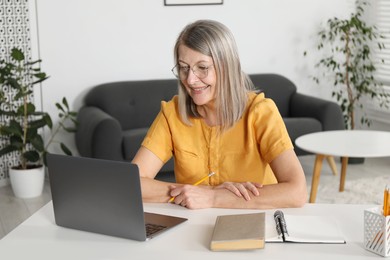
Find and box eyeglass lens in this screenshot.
[172,64,211,80]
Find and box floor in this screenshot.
[0,155,389,240]
[0,179,52,240]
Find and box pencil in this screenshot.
[384,186,389,216]
[168,172,215,203]
[385,186,390,217]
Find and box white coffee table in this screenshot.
[295,130,390,203]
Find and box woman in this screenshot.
[132,20,307,209]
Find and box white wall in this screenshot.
[29,0,354,154]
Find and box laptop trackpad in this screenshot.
[145,212,187,227]
[144,212,187,238]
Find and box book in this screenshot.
[266,210,346,244]
[210,212,265,251]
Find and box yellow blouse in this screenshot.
[141,92,293,186]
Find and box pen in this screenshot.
[168,172,215,203]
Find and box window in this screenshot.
[365,0,390,125]
[371,0,390,87]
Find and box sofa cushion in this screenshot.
[123,128,149,160]
[283,117,321,155]
[85,79,177,130]
[249,74,297,117]
[123,127,175,178]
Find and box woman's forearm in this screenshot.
[140,177,176,203]
[212,181,307,209]
[168,179,307,210]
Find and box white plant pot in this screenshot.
[9,166,45,199]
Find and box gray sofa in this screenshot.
[75,73,344,176]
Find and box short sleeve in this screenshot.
[141,101,174,164]
[250,94,293,163]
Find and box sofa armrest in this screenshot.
[75,106,124,160]
[290,93,345,131]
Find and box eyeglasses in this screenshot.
[171,64,214,80]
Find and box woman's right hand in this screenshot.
[214,182,263,201]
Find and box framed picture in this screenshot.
[164,0,223,6]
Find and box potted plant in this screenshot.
[305,0,390,130]
[0,48,77,198]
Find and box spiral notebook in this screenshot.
[265,210,346,244]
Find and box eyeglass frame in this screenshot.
[171,63,214,80]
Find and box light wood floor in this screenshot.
[0,155,389,240]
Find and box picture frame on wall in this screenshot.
[164,0,223,6]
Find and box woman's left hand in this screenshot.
[214,182,263,201]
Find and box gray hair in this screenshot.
[173,19,254,132]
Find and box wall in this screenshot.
[28,0,355,155]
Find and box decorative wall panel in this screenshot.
[0,0,32,184]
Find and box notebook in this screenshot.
[266,210,346,244]
[46,153,187,241]
[210,213,265,251]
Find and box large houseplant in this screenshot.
[305,0,390,130]
[0,48,77,198]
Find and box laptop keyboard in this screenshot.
[145,223,167,237]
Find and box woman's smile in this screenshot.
[189,85,210,94]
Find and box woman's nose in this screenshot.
[185,68,200,85]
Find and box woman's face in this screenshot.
[177,45,216,107]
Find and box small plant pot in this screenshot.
[9,166,45,199]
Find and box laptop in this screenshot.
[47,153,187,241]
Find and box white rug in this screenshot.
[308,175,390,205]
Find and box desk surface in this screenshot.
[0,201,381,259]
[295,130,390,157]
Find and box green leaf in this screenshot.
[42,151,48,166]
[25,127,38,141]
[62,97,69,110]
[0,145,19,157]
[11,48,25,61]
[29,118,50,130]
[0,109,17,117]
[60,143,72,156]
[31,76,49,85]
[9,135,23,149]
[43,113,53,129]
[0,120,23,136]
[17,103,36,115]
[25,59,42,66]
[31,134,44,152]
[23,150,40,163]
[55,102,65,113]
[33,72,47,79]
[7,78,21,89]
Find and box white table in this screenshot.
[296,130,390,203]
[0,201,382,259]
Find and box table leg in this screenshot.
[326,156,338,176]
[339,157,349,192]
[310,154,325,203]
